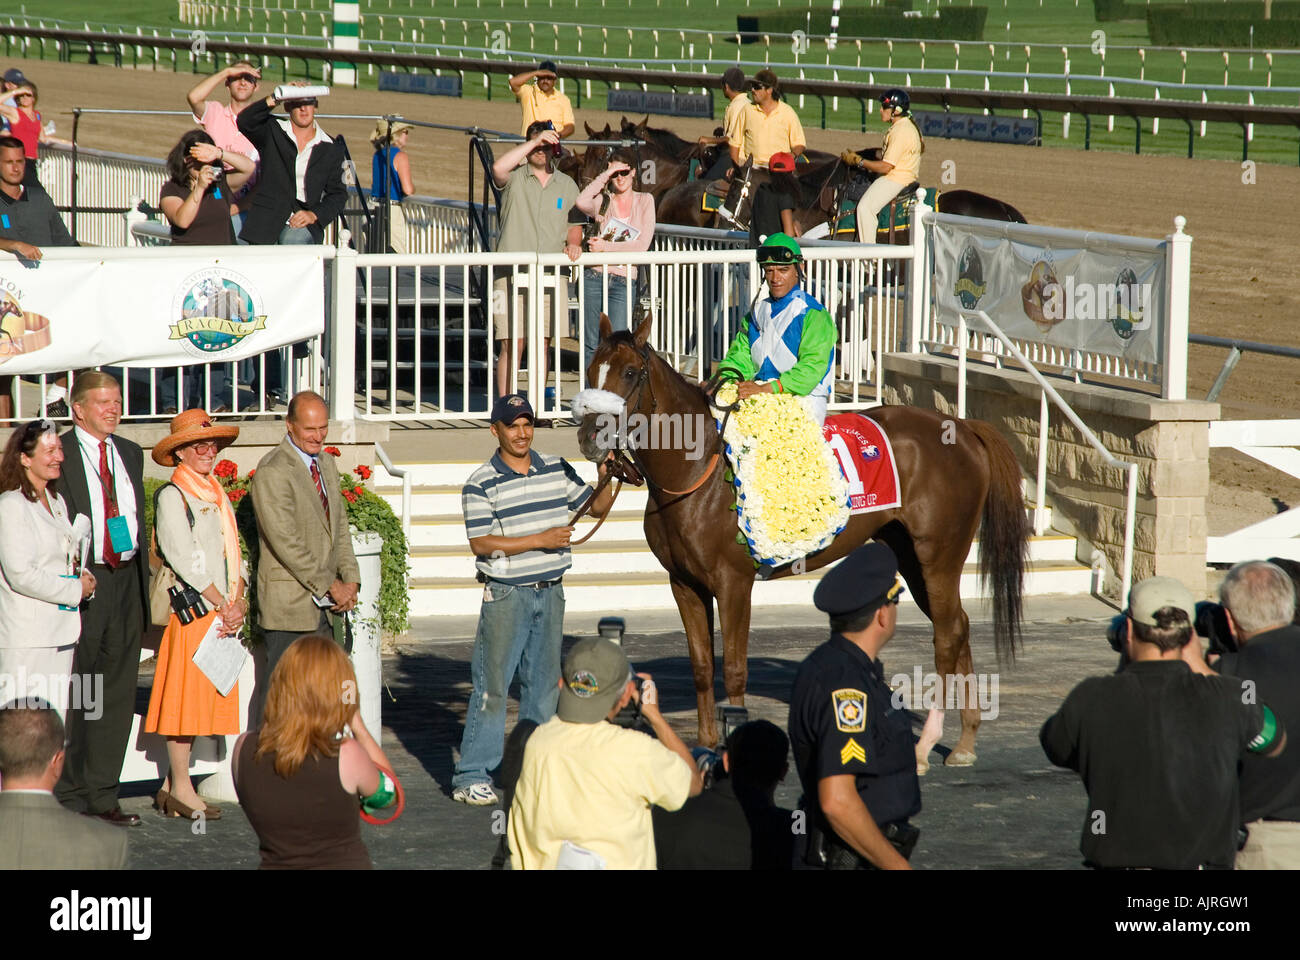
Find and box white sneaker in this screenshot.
[452,783,499,806]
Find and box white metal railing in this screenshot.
[958,309,1137,603]
[37,145,168,247]
[922,211,1191,401]
[1206,420,1300,563]
[374,442,412,538]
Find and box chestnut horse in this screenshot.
[578,315,1028,769]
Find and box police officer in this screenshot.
[788,542,920,870]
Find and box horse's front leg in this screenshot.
[669,576,718,746]
[715,570,754,715]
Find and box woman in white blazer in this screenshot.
[0,420,96,716]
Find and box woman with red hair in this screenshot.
[234,634,393,869]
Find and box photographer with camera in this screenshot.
[507,636,703,869]
[1042,576,1286,870]
[1211,561,1300,868]
[789,542,919,870]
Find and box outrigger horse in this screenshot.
[576,315,1029,770]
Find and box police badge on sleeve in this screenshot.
[832,688,867,733]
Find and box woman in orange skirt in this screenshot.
[145,410,248,820]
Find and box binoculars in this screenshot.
[168,584,208,625]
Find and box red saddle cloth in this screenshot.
[823,413,901,515]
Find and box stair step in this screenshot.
[407,560,1093,616]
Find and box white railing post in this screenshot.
[908,190,930,354]
[1035,389,1049,536]
[1162,215,1191,401]
[123,195,147,247]
[329,243,358,424]
[956,312,967,419]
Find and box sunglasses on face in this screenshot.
[188,441,220,454]
[227,73,259,84]
[611,169,633,178]
[749,82,770,91]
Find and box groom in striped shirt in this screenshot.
[452,393,614,806]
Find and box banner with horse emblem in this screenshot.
[931,220,1165,366]
[0,250,324,374]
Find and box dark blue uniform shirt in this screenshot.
[788,633,921,838]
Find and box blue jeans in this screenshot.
[452,580,565,788]
[278,225,315,244]
[583,270,634,380]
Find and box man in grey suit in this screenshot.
[250,391,361,680]
[0,699,129,869]
[55,371,148,827]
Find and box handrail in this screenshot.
[1190,334,1300,402]
[958,309,1137,606]
[373,443,411,539]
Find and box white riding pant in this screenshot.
[855,177,909,243]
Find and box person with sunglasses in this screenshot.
[728,68,806,171]
[575,150,656,374]
[187,61,264,239]
[842,88,924,243]
[144,410,247,821]
[788,541,921,870]
[717,232,836,424]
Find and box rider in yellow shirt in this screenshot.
[510,60,576,139]
[844,89,924,242]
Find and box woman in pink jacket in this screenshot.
[576,150,656,377]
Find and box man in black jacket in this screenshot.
[54,371,149,827]
[1215,560,1300,869]
[235,86,346,245]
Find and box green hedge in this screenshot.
[1148,11,1300,45]
[1098,0,1300,22]
[736,7,987,41]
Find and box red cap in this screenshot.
[768,152,796,173]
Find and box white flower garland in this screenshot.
[712,383,850,567]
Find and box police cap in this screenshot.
[813,542,905,618]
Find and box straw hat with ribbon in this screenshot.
[151,409,240,466]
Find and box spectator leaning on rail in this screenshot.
[509,60,575,141]
[490,122,584,404]
[718,233,835,424]
[508,637,703,868]
[575,149,655,376]
[368,118,416,254]
[235,81,346,245]
[1041,576,1287,870]
[1211,560,1300,869]
[0,134,76,421]
[729,68,806,171]
[841,89,924,244]
[186,60,265,239]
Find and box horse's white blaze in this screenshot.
[596,363,610,391]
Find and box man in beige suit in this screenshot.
[250,391,361,679]
[0,699,129,869]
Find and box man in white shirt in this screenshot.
[54,371,148,827]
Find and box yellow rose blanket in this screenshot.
[712,384,851,567]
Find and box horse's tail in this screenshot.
[965,419,1028,663]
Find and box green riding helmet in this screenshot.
[756,232,803,266]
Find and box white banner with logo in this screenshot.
[0,251,324,375]
[931,221,1166,365]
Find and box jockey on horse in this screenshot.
[841,88,924,243]
[718,233,836,424]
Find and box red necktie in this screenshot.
[99,440,120,569]
[310,459,330,525]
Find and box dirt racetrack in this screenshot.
[23,59,1300,533]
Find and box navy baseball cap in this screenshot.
[539,60,558,74]
[814,542,905,619]
[3,68,26,86]
[491,393,535,425]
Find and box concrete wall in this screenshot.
[882,354,1219,599]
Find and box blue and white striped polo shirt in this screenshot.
[462,450,593,585]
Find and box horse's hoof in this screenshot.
[945,750,977,767]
